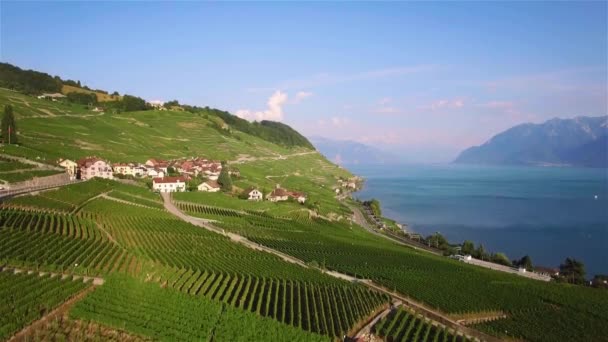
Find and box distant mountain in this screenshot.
[454,116,608,167]
[310,136,398,165]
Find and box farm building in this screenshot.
[153,176,187,193]
[198,180,221,192]
[76,157,113,180]
[289,191,307,204]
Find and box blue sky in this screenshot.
[1,1,606,162]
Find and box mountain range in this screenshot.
[309,136,400,165]
[454,116,608,167]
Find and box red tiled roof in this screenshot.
[77,157,104,167]
[269,188,289,197]
[153,176,186,184]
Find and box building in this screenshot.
[198,180,221,192]
[152,176,186,193]
[245,188,263,201]
[146,168,165,178]
[267,186,289,202]
[289,191,307,204]
[37,93,66,101]
[58,159,78,179]
[113,163,134,176]
[76,157,113,180]
[534,267,560,277]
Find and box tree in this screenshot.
[514,255,533,270]
[474,243,489,261]
[426,232,449,250]
[121,94,148,112]
[461,240,475,255]
[491,253,512,267]
[559,258,586,284]
[1,105,18,144]
[217,168,232,192]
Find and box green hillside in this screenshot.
[0,65,607,342]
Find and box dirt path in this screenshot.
[8,285,98,342]
[229,151,317,164]
[0,153,63,170]
[161,193,499,342]
[100,193,160,210]
[355,301,402,339]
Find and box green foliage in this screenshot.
[218,168,232,192]
[0,62,62,95]
[66,92,97,106]
[71,275,330,342]
[120,94,148,112]
[363,199,382,217]
[559,257,586,285]
[0,272,89,339]
[514,255,533,270]
[373,308,471,342]
[1,105,18,144]
[490,252,512,267]
[461,240,475,255]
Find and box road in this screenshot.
[161,193,500,342]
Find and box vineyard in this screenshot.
[71,275,331,342]
[0,271,90,340]
[4,179,114,212]
[373,308,472,342]
[0,207,140,276]
[159,268,388,338]
[177,198,608,342]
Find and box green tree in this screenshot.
[491,253,512,267]
[217,168,232,192]
[1,105,18,144]
[474,243,488,260]
[560,258,586,284]
[461,240,475,255]
[515,255,533,270]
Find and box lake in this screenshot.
[349,163,608,277]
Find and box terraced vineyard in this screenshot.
[162,269,388,337]
[0,271,90,339]
[179,199,608,342]
[373,308,472,342]
[71,275,331,342]
[5,179,114,212]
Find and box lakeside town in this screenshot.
[56,156,311,203]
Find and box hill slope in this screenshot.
[454,116,608,167]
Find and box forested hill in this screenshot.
[454,116,608,167]
[0,62,313,149]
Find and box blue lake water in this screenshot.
[349,164,608,277]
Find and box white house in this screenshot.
[198,180,221,192]
[77,157,113,180]
[245,188,263,201]
[58,159,78,179]
[147,168,165,178]
[153,176,186,193]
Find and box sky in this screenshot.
[1,1,606,162]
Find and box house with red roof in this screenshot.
[77,157,113,180]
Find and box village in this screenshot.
[56,156,310,203]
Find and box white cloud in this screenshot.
[293,91,313,103]
[422,98,466,111]
[236,91,288,122]
[375,97,399,114]
[316,116,351,128]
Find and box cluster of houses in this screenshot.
[58,157,224,181]
[57,156,306,203]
